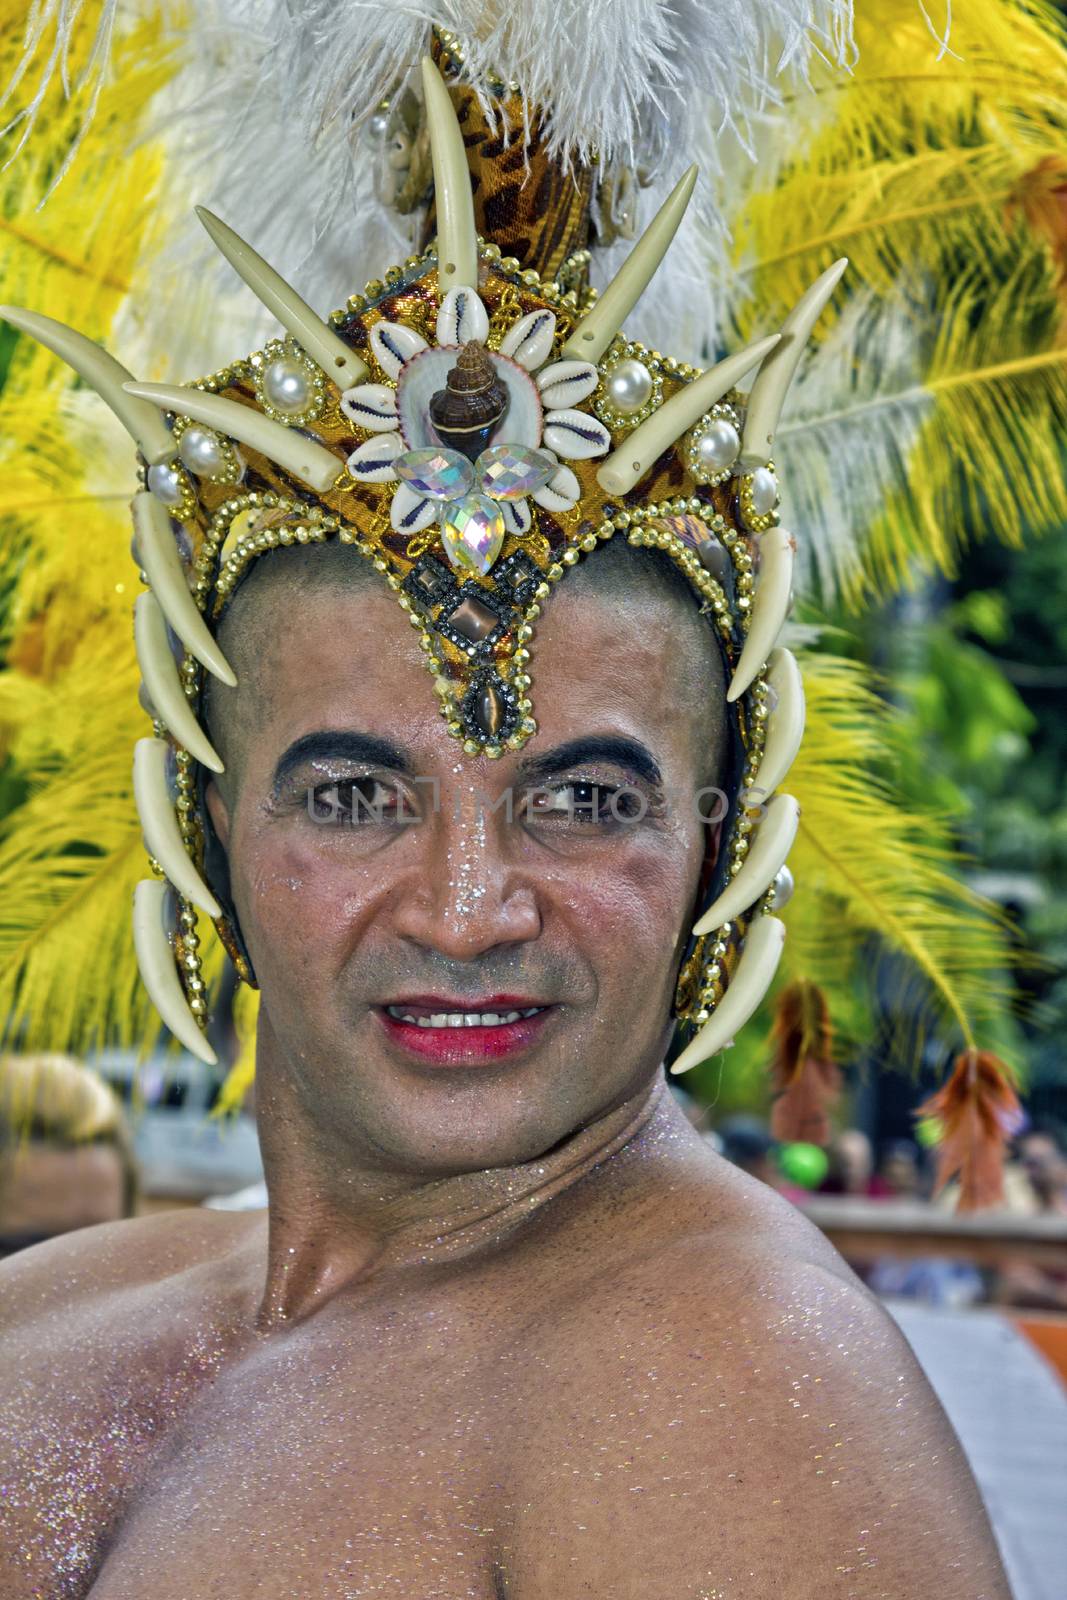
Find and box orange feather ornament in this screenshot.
[769,980,842,1146]
[915,1050,1024,1212]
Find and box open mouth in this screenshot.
[376,997,555,1064]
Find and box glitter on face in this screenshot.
[445,779,489,927]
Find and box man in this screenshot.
[0,537,1011,1596]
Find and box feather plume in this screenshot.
[0,6,204,1057]
[130,0,856,372]
[717,0,1067,599]
[914,1049,1024,1212]
[781,653,1016,1060]
[0,0,121,201]
[769,979,841,1144]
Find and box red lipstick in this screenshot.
[376,994,554,1066]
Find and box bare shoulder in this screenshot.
[505,1163,1011,1598]
[0,1210,262,1594]
[0,1207,262,1410]
[0,1205,261,1331]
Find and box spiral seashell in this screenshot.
[429,341,510,461]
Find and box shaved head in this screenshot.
[203,533,729,803]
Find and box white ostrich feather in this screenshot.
[132,0,856,368]
[772,290,931,599]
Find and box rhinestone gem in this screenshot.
[446,594,500,643]
[693,529,730,581]
[476,680,505,737]
[750,466,779,516]
[476,444,556,500]
[440,494,506,577]
[395,447,473,501]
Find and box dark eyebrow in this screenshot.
[516,735,663,789]
[272,731,413,792]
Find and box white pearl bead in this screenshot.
[147,461,183,505]
[364,106,391,145]
[179,425,225,478]
[750,465,778,516]
[769,864,795,910]
[605,358,653,414]
[695,418,740,473]
[263,356,312,414]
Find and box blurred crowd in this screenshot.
[706,1111,1067,1219]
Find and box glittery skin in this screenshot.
[0,1084,1011,1598]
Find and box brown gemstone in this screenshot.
[446,594,499,643]
[475,679,505,737]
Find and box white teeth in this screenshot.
[386,1006,543,1027]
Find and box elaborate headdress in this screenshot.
[3,43,833,1079]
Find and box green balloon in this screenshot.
[778,1141,828,1188]
[915,1115,942,1149]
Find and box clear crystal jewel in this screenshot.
[476,443,555,501]
[440,494,506,577]
[395,447,473,501]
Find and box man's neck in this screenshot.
[252,1058,671,1329]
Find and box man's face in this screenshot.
[207,577,724,1179]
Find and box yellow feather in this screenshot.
[724,0,1067,599]
[0,7,195,1058]
[780,653,1017,1066]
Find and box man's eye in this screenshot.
[307,778,407,823]
[526,781,643,823]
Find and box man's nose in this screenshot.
[390,783,541,960]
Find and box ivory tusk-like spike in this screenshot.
[421,57,478,294]
[132,493,236,686]
[134,591,225,773]
[693,794,800,935]
[726,527,795,704]
[195,207,368,388]
[670,915,786,1075]
[740,258,848,467]
[124,382,341,493]
[749,647,805,798]
[134,738,222,918]
[0,305,176,464]
[133,878,218,1065]
[561,166,698,365]
[596,334,780,497]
